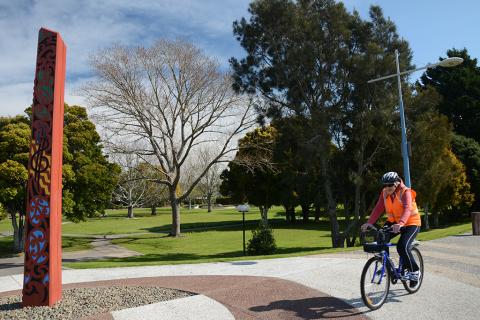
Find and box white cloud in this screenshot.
[0,82,33,116]
[0,0,251,116]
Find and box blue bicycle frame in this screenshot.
[371,243,404,284]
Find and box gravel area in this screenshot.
[0,286,194,320]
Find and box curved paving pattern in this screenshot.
[111,295,235,320]
[0,275,368,319]
[1,234,479,319]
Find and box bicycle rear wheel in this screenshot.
[402,247,424,293]
[361,256,390,310]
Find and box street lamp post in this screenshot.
[237,204,250,255]
[368,51,463,187]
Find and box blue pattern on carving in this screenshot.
[29,198,50,225]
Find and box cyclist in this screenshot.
[361,171,422,284]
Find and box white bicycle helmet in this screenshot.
[381,171,400,184]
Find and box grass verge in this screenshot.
[64,220,473,269]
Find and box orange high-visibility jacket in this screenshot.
[382,186,421,226]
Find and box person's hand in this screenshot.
[392,223,403,233]
[361,223,373,232]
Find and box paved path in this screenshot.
[0,237,142,277]
[0,235,479,319]
[64,276,367,320]
[419,234,480,287]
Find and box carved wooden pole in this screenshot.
[23,27,66,307]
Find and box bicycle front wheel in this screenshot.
[361,256,390,310]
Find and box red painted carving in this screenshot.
[23,27,66,307]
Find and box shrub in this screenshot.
[247,221,277,255]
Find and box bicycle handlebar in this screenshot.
[363,225,395,233]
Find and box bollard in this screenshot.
[472,212,480,236]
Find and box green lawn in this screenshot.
[0,236,93,258]
[63,207,473,269]
[416,221,473,241]
[0,218,12,233]
[65,220,350,268]
[61,206,278,235]
[1,206,474,266]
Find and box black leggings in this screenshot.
[388,224,420,272]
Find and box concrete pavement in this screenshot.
[0,234,479,319]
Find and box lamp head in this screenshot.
[237,204,249,212]
[437,57,464,68]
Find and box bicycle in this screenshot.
[360,225,424,310]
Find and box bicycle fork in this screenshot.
[371,253,388,284]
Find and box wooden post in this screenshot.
[472,212,480,236]
[23,27,66,307]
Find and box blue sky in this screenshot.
[0,0,478,117]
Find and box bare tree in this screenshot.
[112,153,147,218]
[82,39,256,236]
[197,147,224,212]
[140,164,169,216]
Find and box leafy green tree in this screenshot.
[231,1,413,247]
[433,149,474,226]
[220,126,279,223]
[0,116,30,251]
[62,105,120,221]
[420,48,480,142]
[0,160,28,251]
[451,134,480,210]
[333,5,413,245]
[232,0,355,246]
[0,116,30,165]
[273,117,321,223]
[0,105,119,252]
[406,86,454,229]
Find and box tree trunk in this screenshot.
[259,205,269,225]
[433,210,439,228]
[207,193,212,212]
[424,203,430,230]
[346,236,356,247]
[353,177,362,229]
[151,206,157,216]
[344,201,351,225]
[301,203,309,222]
[343,202,355,247]
[361,194,367,221]
[326,197,342,247]
[127,205,134,218]
[170,187,181,237]
[284,205,295,223]
[319,152,342,248]
[314,203,321,222]
[11,212,24,253]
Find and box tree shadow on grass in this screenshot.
[0,237,19,259]
[140,219,278,234]
[91,251,244,263]
[141,219,332,234]
[65,246,331,265]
